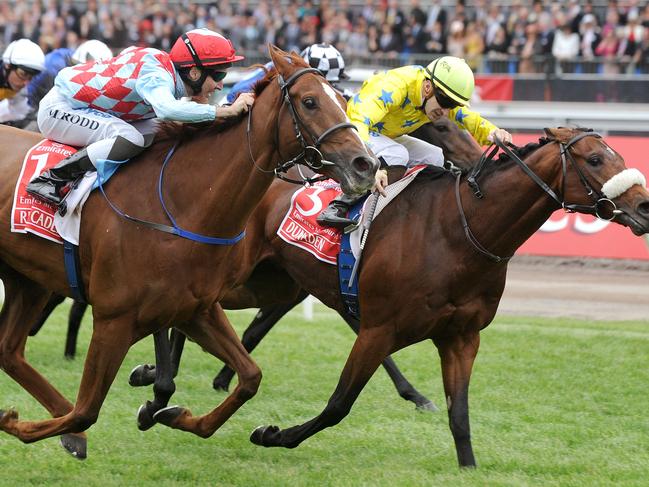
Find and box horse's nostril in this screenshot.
[638,201,649,216]
[353,156,372,174]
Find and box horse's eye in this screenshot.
[435,123,448,132]
[303,97,317,110]
[587,155,602,167]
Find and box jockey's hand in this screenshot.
[373,169,388,197]
[219,92,255,118]
[231,92,255,114]
[488,128,513,145]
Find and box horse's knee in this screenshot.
[320,400,352,427]
[237,365,262,401]
[153,378,176,398]
[0,346,21,375]
[70,411,99,432]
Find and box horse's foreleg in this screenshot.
[213,295,306,391]
[153,303,261,438]
[135,328,178,431]
[0,313,133,454]
[128,328,185,388]
[341,313,438,412]
[64,301,88,359]
[434,331,480,468]
[0,275,87,458]
[250,326,394,449]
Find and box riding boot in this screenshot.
[317,193,360,229]
[26,148,94,206]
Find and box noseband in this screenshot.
[247,67,357,185]
[457,131,621,263]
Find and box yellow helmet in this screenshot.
[425,56,474,107]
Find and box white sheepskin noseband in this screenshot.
[601,168,647,199]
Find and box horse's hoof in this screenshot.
[60,433,87,460]
[250,425,281,447]
[153,406,184,427]
[136,402,157,431]
[0,408,18,427]
[128,364,156,387]
[415,400,439,413]
[212,377,230,392]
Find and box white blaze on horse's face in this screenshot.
[321,82,364,146]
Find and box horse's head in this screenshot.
[415,118,483,170]
[267,45,378,195]
[544,127,649,235]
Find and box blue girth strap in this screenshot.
[63,239,87,303]
[337,197,367,319]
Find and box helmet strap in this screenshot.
[178,33,208,96]
[179,67,208,96]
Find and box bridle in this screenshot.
[456,131,622,263]
[246,67,357,185]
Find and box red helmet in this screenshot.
[169,29,244,69]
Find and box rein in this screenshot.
[246,67,357,186]
[98,143,246,245]
[455,131,619,263]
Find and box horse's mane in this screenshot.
[157,52,309,143]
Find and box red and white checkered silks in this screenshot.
[58,47,177,121]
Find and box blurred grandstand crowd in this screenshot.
[1,0,649,74]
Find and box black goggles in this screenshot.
[434,89,461,109]
[208,70,227,82]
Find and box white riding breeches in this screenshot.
[37,87,158,166]
[366,132,444,168]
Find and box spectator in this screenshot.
[486,25,509,73]
[596,25,621,74]
[552,23,580,73]
[446,20,466,59]
[378,22,401,57]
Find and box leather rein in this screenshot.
[455,131,619,263]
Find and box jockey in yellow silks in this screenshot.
[317,56,513,228]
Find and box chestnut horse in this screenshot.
[0,46,376,458]
[138,128,649,467]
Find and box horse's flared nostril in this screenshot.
[637,200,649,217]
[352,156,374,174]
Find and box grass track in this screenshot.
[0,303,648,486]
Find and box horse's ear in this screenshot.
[268,44,295,78]
[543,128,557,139]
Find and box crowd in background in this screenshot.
[2,0,649,74]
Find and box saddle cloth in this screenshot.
[278,165,428,264]
[11,139,98,245]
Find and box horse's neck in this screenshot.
[174,90,281,237]
[453,147,563,258]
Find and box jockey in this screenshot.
[226,43,351,103]
[317,56,513,228]
[0,39,45,123]
[27,29,254,207]
[18,40,114,130]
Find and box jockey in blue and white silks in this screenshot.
[27,29,254,207]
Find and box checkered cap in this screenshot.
[301,43,348,83]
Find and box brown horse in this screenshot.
[139,128,649,467]
[124,117,482,418]
[0,45,377,458]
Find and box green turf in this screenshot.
[0,303,647,486]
